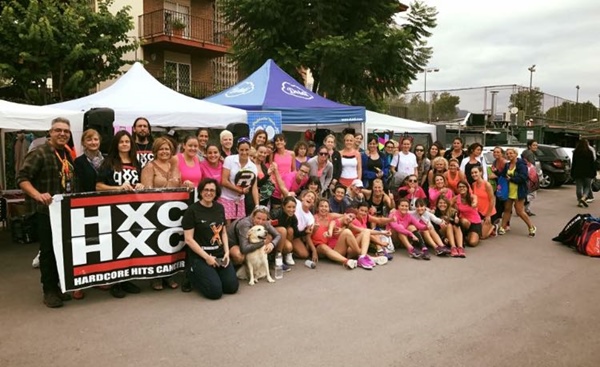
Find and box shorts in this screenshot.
[465,222,482,237]
[218,197,246,220]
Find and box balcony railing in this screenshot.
[157,77,230,99]
[139,9,231,48]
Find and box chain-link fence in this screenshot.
[391,85,599,127]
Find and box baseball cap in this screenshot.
[351,179,364,188]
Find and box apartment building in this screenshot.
[100,0,237,98]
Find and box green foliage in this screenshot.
[509,88,543,118]
[0,0,137,104]
[546,101,598,125]
[431,92,459,121]
[221,0,437,109]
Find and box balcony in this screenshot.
[139,9,231,56]
[161,79,229,99]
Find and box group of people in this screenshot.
[17,116,543,307]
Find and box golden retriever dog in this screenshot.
[236,225,275,285]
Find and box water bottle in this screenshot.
[274,252,283,279]
[304,260,316,269]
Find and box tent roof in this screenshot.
[366,110,437,141]
[205,59,365,125]
[50,62,247,128]
[0,99,84,131]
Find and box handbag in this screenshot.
[496,176,509,201]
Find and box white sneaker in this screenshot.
[386,242,396,254]
[586,198,594,203]
[371,256,388,266]
[284,253,295,266]
[32,251,40,268]
[344,259,358,269]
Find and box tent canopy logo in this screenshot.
[281,82,313,100]
[225,82,254,98]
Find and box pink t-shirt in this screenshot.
[199,160,223,183]
[273,171,308,199]
[177,153,202,187]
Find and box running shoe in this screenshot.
[528,226,537,237]
[586,198,594,203]
[377,248,393,261]
[285,253,295,265]
[498,227,506,235]
[282,263,292,272]
[490,224,499,237]
[434,246,445,256]
[458,247,466,258]
[421,248,431,260]
[372,256,388,266]
[408,248,422,259]
[386,242,396,254]
[450,247,459,257]
[357,255,374,270]
[344,259,358,270]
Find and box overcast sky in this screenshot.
[404,0,600,113]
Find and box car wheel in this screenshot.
[539,171,555,189]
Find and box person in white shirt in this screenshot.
[390,137,418,190]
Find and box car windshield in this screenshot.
[554,147,568,158]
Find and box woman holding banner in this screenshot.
[96,130,144,298]
[182,178,238,299]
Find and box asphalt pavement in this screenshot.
[0,185,599,367]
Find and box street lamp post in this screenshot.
[527,65,536,119]
[576,85,580,104]
[422,67,439,123]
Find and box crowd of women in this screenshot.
[67,119,538,300]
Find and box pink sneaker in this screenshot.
[357,256,374,270]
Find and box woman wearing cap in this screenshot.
[219,137,258,223]
[228,206,281,266]
[345,179,366,208]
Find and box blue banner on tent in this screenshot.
[248,111,282,140]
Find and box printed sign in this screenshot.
[225,81,255,98]
[49,189,195,292]
[281,81,314,100]
[248,111,282,140]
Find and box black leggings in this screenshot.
[411,230,425,248]
[188,256,239,300]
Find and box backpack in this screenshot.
[576,220,600,256]
[526,161,539,192]
[552,213,592,248]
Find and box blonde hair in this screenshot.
[431,156,448,171]
[220,130,233,141]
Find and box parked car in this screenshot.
[535,144,571,188]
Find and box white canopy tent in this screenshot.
[366,110,437,141]
[0,99,85,188]
[51,62,247,128]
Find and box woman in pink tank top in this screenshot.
[272,133,295,176]
[175,135,203,188]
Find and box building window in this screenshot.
[165,61,191,94]
[213,56,237,91]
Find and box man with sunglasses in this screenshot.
[17,117,76,308]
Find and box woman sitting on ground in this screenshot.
[497,148,536,237]
[349,202,394,260]
[271,196,299,271]
[454,180,481,249]
[228,206,281,266]
[388,198,429,260]
[363,178,394,218]
[182,178,238,300]
[410,199,449,256]
[433,196,465,258]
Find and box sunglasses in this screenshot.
[237,137,251,144]
[408,179,418,183]
[318,152,328,156]
[202,188,216,193]
[415,149,424,152]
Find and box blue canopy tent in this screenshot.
[205,59,365,129]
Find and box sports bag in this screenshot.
[552,213,592,248]
[576,220,600,256]
[526,161,539,192]
[496,176,509,201]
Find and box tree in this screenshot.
[431,92,459,121]
[0,0,137,104]
[221,0,437,110]
[546,101,598,125]
[509,88,543,118]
